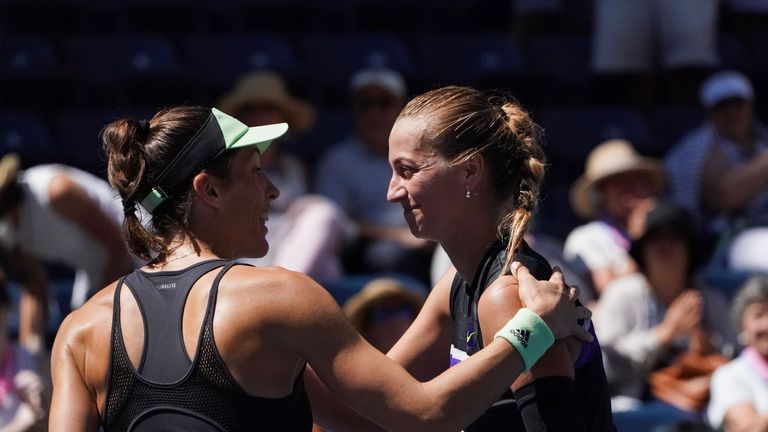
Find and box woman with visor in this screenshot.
[48,106,590,431]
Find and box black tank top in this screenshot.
[102,260,313,432]
[449,240,615,431]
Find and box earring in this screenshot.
[466,186,471,199]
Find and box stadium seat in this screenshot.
[535,106,652,236]
[181,34,299,101]
[0,113,57,166]
[300,33,412,105]
[283,109,355,164]
[62,35,180,106]
[651,105,704,158]
[415,35,526,88]
[54,109,152,177]
[524,35,592,104]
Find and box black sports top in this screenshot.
[449,240,615,431]
[102,260,313,432]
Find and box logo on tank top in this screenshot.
[158,283,177,289]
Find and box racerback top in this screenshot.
[102,259,313,431]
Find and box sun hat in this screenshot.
[0,154,20,192]
[139,108,288,214]
[350,67,407,99]
[570,139,665,220]
[343,278,425,331]
[699,70,754,109]
[217,71,315,133]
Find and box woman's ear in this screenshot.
[464,153,485,189]
[192,173,223,208]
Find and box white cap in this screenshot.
[700,70,754,109]
[351,67,406,99]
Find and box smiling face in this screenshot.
[386,117,466,242]
[216,147,280,258]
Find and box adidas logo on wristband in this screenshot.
[495,308,554,371]
[509,329,531,348]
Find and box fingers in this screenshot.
[568,285,580,302]
[513,262,531,282]
[549,266,564,285]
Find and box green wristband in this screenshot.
[494,308,555,371]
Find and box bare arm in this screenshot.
[3,247,48,352]
[701,143,768,213]
[49,312,101,431]
[724,403,768,432]
[48,175,131,290]
[308,269,455,431]
[293,264,584,432]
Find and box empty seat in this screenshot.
[300,33,412,104]
[54,109,152,176]
[534,106,651,238]
[651,105,705,158]
[0,113,57,166]
[181,34,299,99]
[283,109,355,164]
[415,35,525,88]
[62,35,181,106]
[0,35,57,73]
[524,35,592,104]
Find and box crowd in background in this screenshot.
[1,0,768,430]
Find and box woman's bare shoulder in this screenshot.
[216,264,337,318]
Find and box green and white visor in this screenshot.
[140,108,288,214]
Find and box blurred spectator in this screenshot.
[665,71,768,271]
[315,67,435,285]
[342,277,425,353]
[564,139,665,298]
[0,154,132,353]
[591,0,719,110]
[708,275,768,431]
[595,200,734,419]
[217,71,349,282]
[0,280,46,431]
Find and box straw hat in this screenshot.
[570,139,665,220]
[0,154,20,192]
[217,71,315,133]
[343,278,426,331]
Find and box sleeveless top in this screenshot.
[449,240,615,431]
[102,260,313,432]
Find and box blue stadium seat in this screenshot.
[0,35,73,108]
[415,35,526,88]
[54,109,152,177]
[717,33,750,71]
[524,35,592,104]
[0,35,57,73]
[283,109,355,164]
[535,106,652,236]
[651,105,705,158]
[63,34,178,78]
[181,34,299,97]
[300,33,412,105]
[0,113,57,166]
[63,35,181,106]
